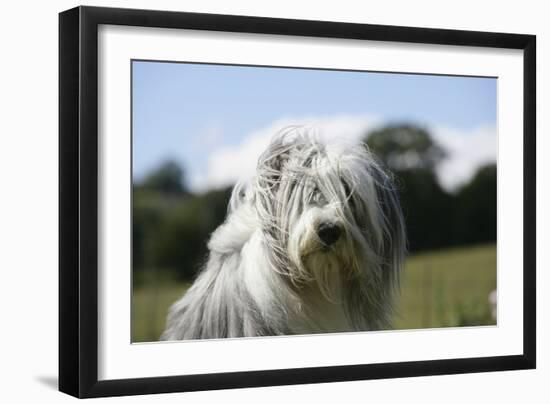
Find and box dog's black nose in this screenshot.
[317,222,341,246]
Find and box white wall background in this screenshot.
[0,0,546,402]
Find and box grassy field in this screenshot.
[132,243,496,342]
[393,243,496,330]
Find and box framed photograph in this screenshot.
[59,6,536,398]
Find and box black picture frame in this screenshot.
[59,5,536,398]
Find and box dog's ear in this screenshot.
[371,165,407,286]
[255,137,293,193]
[253,134,299,218]
[346,162,407,330]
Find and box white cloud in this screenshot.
[194,123,224,149]
[192,115,380,192]
[433,124,496,192]
[189,115,496,194]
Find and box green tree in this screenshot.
[140,160,187,194]
[132,189,170,280]
[150,186,233,280]
[365,124,453,251]
[133,156,235,282]
[133,160,188,280]
[453,164,497,245]
[366,124,446,172]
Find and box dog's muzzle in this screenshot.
[317,222,342,246]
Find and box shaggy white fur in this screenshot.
[161,127,406,340]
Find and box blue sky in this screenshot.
[132,60,497,192]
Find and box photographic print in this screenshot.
[131,61,497,343]
[59,6,535,397]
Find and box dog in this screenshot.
[161,127,406,340]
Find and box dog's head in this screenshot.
[227,127,406,329]
[244,128,406,318]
